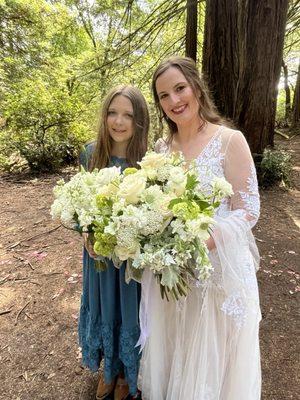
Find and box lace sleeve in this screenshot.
[224,131,260,227]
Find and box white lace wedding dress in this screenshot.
[138,126,261,400]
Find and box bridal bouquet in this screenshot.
[51,151,233,300]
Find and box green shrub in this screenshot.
[260,148,292,188]
[1,72,92,172]
[0,151,29,173]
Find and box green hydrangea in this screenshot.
[96,195,113,215]
[171,200,200,220]
[94,233,117,257]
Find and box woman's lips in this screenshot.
[171,104,187,115]
[112,128,126,133]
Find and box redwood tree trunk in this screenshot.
[202,0,239,119]
[185,0,198,61]
[292,62,300,128]
[203,0,289,155]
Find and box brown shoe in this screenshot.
[96,373,115,400]
[114,377,130,400]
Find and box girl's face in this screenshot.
[107,95,134,145]
[155,66,200,126]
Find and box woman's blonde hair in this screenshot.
[90,85,149,170]
[152,56,230,137]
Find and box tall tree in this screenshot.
[282,59,291,121]
[292,62,300,128]
[185,0,198,60]
[202,0,239,119]
[203,0,289,155]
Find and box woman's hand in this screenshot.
[205,236,216,251]
[82,232,98,258]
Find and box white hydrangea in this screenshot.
[139,208,164,236]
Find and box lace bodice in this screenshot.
[155,126,260,227]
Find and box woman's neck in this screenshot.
[176,117,206,144]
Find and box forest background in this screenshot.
[0,0,299,174]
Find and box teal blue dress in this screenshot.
[78,143,141,395]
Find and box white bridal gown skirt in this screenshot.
[138,216,262,400]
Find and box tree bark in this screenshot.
[292,62,300,128]
[203,0,289,155]
[185,0,198,61]
[282,60,291,121]
[202,0,239,118]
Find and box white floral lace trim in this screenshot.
[196,134,225,194]
[242,260,258,291]
[239,163,260,219]
[221,292,246,329]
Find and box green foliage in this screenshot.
[260,148,292,188]
[0,151,29,173]
[2,67,92,170]
[276,89,287,123]
[0,0,193,172]
[1,0,296,172]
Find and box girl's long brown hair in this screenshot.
[152,56,230,138]
[90,85,149,171]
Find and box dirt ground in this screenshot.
[0,135,299,400]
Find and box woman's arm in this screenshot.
[206,131,260,251]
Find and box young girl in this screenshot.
[79,85,149,400]
[138,56,261,399]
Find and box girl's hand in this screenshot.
[82,232,98,258]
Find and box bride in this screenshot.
[138,56,261,400]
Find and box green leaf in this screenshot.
[186,173,198,190]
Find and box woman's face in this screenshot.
[107,95,134,145]
[155,66,200,126]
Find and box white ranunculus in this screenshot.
[140,185,163,205]
[166,166,187,196]
[212,177,233,197]
[118,173,147,204]
[97,166,121,186]
[186,216,214,241]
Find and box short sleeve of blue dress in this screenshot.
[78,143,141,395]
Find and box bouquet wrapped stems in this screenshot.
[158,267,197,301]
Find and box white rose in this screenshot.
[212,177,233,197]
[118,173,147,204]
[138,152,166,169]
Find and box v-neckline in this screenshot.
[194,125,223,161]
[167,125,224,161]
